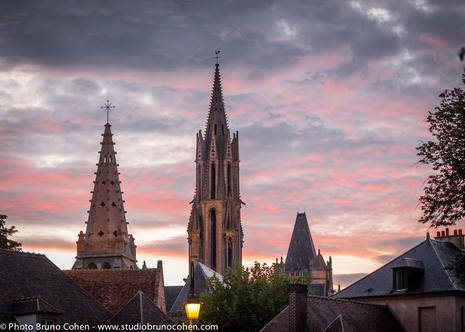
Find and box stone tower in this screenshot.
[72,122,137,270]
[187,63,244,274]
[285,212,333,296]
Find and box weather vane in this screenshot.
[100,100,116,124]
[215,50,221,65]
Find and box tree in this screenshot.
[0,215,22,250]
[198,262,311,332]
[416,57,465,227]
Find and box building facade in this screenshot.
[72,122,137,270]
[187,63,244,274]
[333,231,465,332]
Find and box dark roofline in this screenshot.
[336,289,465,300]
[0,248,45,257]
[332,237,432,298]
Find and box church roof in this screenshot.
[170,262,222,312]
[109,291,173,325]
[204,63,230,160]
[333,237,465,299]
[0,249,111,324]
[64,264,165,314]
[284,212,317,273]
[76,122,136,262]
[260,296,404,332]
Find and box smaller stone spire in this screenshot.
[72,112,137,270]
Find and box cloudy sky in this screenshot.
[1,0,464,286]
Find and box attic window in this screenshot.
[110,181,114,185]
[100,202,105,207]
[112,202,116,207]
[394,269,407,290]
[98,230,104,237]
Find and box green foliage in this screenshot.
[0,215,22,250]
[198,262,311,332]
[417,68,465,227]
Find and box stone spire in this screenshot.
[72,122,137,270]
[188,61,244,274]
[284,212,316,274]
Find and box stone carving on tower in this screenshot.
[187,61,244,274]
[72,101,137,270]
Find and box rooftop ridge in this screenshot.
[333,238,430,297]
[0,249,45,257]
[308,294,391,308]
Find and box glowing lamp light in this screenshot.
[184,294,202,321]
[184,262,203,326]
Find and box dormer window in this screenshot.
[392,258,424,291]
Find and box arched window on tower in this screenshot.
[198,215,204,262]
[210,209,216,271]
[228,238,233,268]
[211,162,216,199]
[227,163,231,197]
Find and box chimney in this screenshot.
[289,284,307,332]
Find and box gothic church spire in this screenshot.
[72,109,137,270]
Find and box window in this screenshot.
[210,209,216,270]
[227,163,231,196]
[214,124,217,135]
[393,269,408,289]
[211,163,216,199]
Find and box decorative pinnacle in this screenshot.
[100,100,116,124]
[215,50,221,65]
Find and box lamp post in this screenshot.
[184,262,202,327]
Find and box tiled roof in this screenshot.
[260,296,404,332]
[109,291,173,325]
[13,296,62,315]
[170,262,222,312]
[164,286,183,312]
[285,212,316,273]
[333,237,465,299]
[64,267,165,314]
[309,283,326,297]
[0,249,111,324]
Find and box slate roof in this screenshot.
[165,286,183,312]
[309,283,326,297]
[0,249,111,324]
[13,297,62,315]
[333,237,465,299]
[260,296,405,332]
[285,212,317,273]
[64,267,165,314]
[109,291,174,325]
[170,262,222,312]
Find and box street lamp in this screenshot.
[184,262,202,326]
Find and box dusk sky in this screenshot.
[1,0,464,286]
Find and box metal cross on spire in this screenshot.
[100,100,116,124]
[215,50,221,65]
